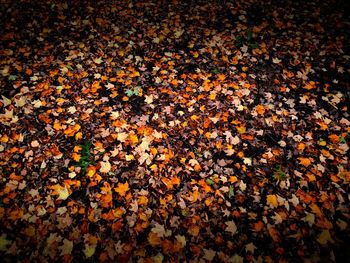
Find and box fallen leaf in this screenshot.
[114,182,129,197]
[100,161,111,173]
[266,194,278,208]
[225,221,237,234]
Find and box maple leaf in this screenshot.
[93,57,103,64]
[148,232,161,247]
[245,243,256,253]
[31,140,40,147]
[268,226,281,242]
[117,132,128,142]
[203,249,216,261]
[1,95,11,107]
[72,152,81,162]
[317,230,334,245]
[59,239,73,256]
[266,194,278,208]
[298,157,312,167]
[272,57,281,64]
[114,182,129,197]
[255,105,266,115]
[175,235,186,248]
[84,244,96,258]
[151,223,167,238]
[58,186,70,200]
[128,134,139,145]
[225,221,237,234]
[252,221,264,232]
[243,157,252,166]
[145,94,154,104]
[100,160,111,173]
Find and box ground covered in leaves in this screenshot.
[1,0,350,262]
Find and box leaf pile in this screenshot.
[1,0,350,262]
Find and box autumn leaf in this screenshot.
[99,160,111,173]
[59,239,73,256]
[114,182,129,197]
[148,232,161,247]
[64,124,81,137]
[268,226,281,242]
[266,194,278,208]
[317,230,334,245]
[128,134,139,145]
[328,134,339,144]
[225,221,237,234]
[57,186,70,200]
[255,105,266,115]
[252,221,264,232]
[0,234,11,251]
[298,157,312,167]
[72,152,81,162]
[84,244,96,258]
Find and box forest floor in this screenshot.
[0,0,350,262]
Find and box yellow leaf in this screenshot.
[0,234,11,251]
[266,194,278,208]
[150,164,158,170]
[125,154,134,161]
[190,115,199,121]
[83,244,96,258]
[229,176,238,183]
[86,165,96,177]
[60,239,73,256]
[317,230,334,245]
[209,92,217,100]
[75,132,82,140]
[128,134,138,145]
[318,140,327,146]
[117,132,128,142]
[237,126,246,134]
[58,186,70,200]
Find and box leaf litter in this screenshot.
[0,0,350,262]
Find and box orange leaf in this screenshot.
[64,124,81,137]
[100,193,112,208]
[303,81,316,90]
[53,121,62,130]
[72,152,81,162]
[328,134,339,144]
[148,232,161,247]
[74,145,82,152]
[128,134,139,145]
[298,157,312,167]
[138,195,148,205]
[297,143,305,151]
[229,176,238,183]
[252,221,264,232]
[255,105,266,115]
[217,74,226,81]
[268,227,281,242]
[114,182,129,197]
